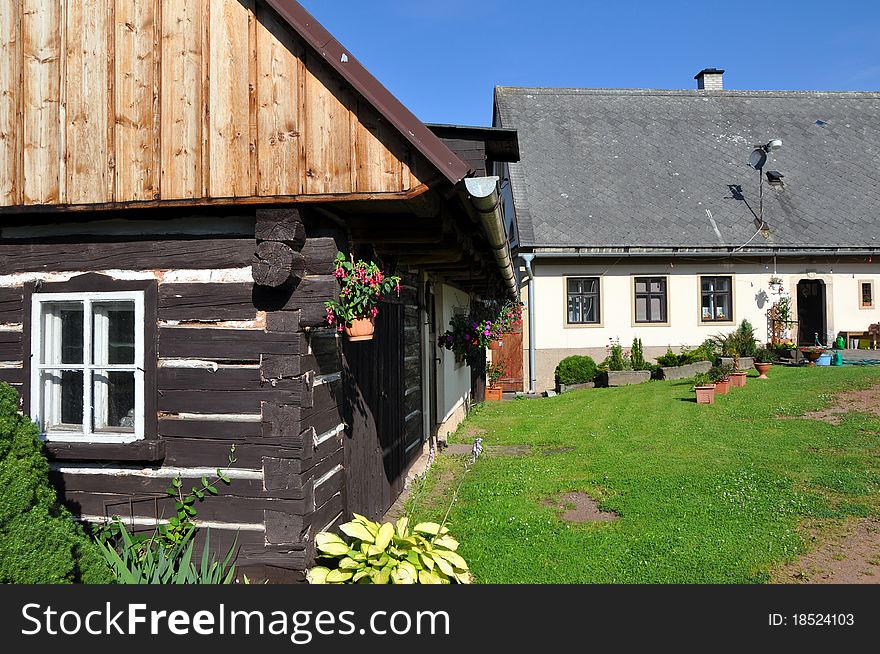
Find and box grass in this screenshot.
[407,366,880,583]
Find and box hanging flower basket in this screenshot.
[345,316,375,341]
[324,253,401,342]
[437,300,523,367]
[769,276,783,294]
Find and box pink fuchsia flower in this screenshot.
[336,323,344,333]
[370,306,378,318]
[334,267,344,278]
[394,282,401,294]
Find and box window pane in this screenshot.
[701,294,714,321]
[650,279,663,293]
[582,297,596,323]
[862,283,873,306]
[568,279,582,294]
[568,297,580,323]
[715,293,731,320]
[93,370,136,432]
[41,302,83,365]
[715,277,731,292]
[635,296,647,322]
[93,302,135,365]
[41,370,83,431]
[650,296,663,321]
[635,279,647,294]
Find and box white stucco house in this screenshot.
[495,69,880,392]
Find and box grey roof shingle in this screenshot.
[495,87,880,250]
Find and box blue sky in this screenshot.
[298,0,880,126]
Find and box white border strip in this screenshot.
[78,514,265,532]
[51,464,263,481]
[314,464,343,489]
[319,512,344,534]
[159,359,260,370]
[170,413,262,422]
[313,372,342,386]
[315,423,345,446]
[0,268,252,287]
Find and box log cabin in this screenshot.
[0,0,518,581]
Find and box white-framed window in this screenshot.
[30,291,145,443]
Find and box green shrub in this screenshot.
[555,355,598,385]
[97,522,237,584]
[753,347,777,363]
[607,342,630,371]
[0,383,112,583]
[308,514,470,584]
[630,338,649,370]
[709,364,734,382]
[712,320,758,359]
[693,372,714,387]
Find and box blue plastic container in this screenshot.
[816,353,832,366]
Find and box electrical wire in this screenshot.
[731,226,765,253]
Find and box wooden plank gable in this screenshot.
[0,0,436,210]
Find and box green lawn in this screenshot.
[408,366,880,583]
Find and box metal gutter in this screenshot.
[264,0,472,185]
[520,254,536,395]
[524,249,879,258]
[460,177,517,298]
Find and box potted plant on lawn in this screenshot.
[324,253,401,341]
[709,363,733,395]
[725,348,748,387]
[485,362,506,401]
[753,347,777,379]
[799,345,825,367]
[693,372,716,405]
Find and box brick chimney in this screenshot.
[695,68,724,90]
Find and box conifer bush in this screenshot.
[0,383,112,583]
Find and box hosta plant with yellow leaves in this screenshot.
[307,515,471,584]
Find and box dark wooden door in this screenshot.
[342,303,410,520]
[489,325,524,392]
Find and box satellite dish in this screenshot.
[748,148,767,170]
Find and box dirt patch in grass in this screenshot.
[442,443,530,457]
[772,519,880,584]
[800,386,880,425]
[543,447,575,455]
[543,492,618,524]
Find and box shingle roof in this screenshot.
[495,87,880,250]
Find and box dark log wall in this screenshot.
[0,209,346,581]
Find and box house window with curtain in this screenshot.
[634,277,667,323]
[700,276,733,322]
[30,292,145,443]
[566,277,600,324]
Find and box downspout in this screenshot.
[460,177,517,298]
[521,253,536,394]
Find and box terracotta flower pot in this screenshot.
[345,316,375,341]
[729,372,747,387]
[800,348,824,367]
[694,385,716,404]
[754,362,772,379]
[485,386,503,401]
[714,379,730,394]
